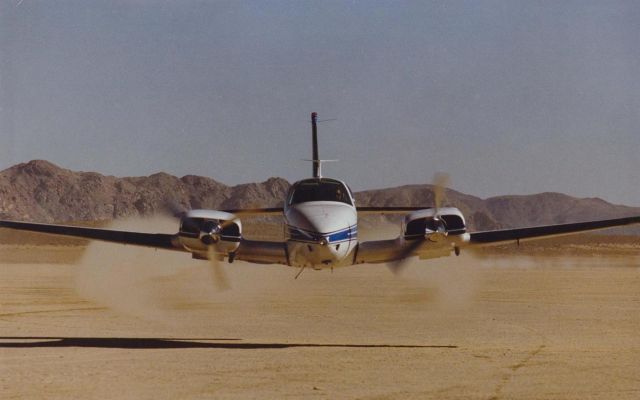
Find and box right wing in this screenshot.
[0,219,290,266]
[215,208,289,265]
[0,219,184,251]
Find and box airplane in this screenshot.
[1,112,639,286]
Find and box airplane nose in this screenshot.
[316,243,339,266]
[286,204,356,267]
[300,232,341,267]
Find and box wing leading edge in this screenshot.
[469,215,640,246]
[0,220,183,251]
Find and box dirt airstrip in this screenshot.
[1,222,639,399]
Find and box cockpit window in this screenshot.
[289,179,353,205]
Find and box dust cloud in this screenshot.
[73,218,627,326]
[389,255,481,309]
[73,217,300,326]
[74,217,222,324]
[359,221,483,309]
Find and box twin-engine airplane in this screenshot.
[1,112,640,284]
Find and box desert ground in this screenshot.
[1,220,639,399]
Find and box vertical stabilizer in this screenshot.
[311,112,320,178]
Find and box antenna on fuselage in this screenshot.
[307,112,337,178]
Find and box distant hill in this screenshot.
[0,160,290,223]
[1,160,639,232]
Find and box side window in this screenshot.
[346,184,355,205]
[333,183,353,205]
[287,187,295,205]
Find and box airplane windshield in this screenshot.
[289,179,352,205]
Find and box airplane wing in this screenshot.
[468,215,640,246]
[0,220,184,251]
[355,215,640,265]
[0,219,290,265]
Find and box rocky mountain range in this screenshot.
[1,160,639,232]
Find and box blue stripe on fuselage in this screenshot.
[286,224,358,244]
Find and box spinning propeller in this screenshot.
[165,201,241,290]
[431,172,450,236]
[200,217,242,291]
[207,242,230,291]
[388,172,451,274]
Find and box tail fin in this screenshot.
[306,112,337,178]
[311,112,320,178]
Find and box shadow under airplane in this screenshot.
[0,337,457,350]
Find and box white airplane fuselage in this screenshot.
[284,199,358,269]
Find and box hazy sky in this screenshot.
[1,1,639,205]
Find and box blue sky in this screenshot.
[1,1,639,205]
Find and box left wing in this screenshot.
[355,215,640,265]
[468,215,640,246]
[0,220,184,251]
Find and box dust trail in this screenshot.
[390,254,482,309]
[357,221,479,308]
[73,218,629,324]
[74,217,221,324]
[72,217,300,326]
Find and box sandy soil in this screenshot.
[1,229,639,399]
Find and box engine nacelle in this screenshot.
[402,207,467,241]
[177,209,242,257]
